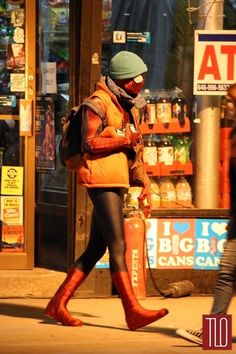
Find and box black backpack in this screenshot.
[59,98,106,171]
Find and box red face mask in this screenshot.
[124,79,145,95]
[116,75,145,96]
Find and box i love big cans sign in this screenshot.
[146,218,228,270]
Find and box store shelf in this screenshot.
[139,117,191,134]
[123,208,230,217]
[150,208,230,218]
[145,161,193,176]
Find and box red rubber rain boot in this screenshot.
[45,268,86,326]
[112,271,168,330]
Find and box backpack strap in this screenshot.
[61,98,106,122]
[81,98,107,134]
[82,98,106,121]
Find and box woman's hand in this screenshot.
[125,123,142,147]
[138,175,152,218]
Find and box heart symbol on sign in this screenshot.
[211,222,227,236]
[173,222,190,234]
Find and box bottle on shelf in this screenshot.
[160,177,176,208]
[170,87,188,126]
[166,133,175,145]
[175,176,192,208]
[184,135,192,163]
[145,94,157,124]
[173,134,192,164]
[157,135,174,166]
[150,177,161,209]
[143,134,158,166]
[156,90,172,127]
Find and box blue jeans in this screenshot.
[211,239,236,314]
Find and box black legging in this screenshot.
[74,187,128,274]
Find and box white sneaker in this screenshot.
[176,328,203,345]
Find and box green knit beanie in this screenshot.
[109,51,148,80]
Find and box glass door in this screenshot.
[0,0,36,269]
[35,0,73,270]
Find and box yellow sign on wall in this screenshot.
[0,196,23,225]
[1,166,23,195]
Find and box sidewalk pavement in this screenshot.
[0,268,67,298]
[1,296,236,354]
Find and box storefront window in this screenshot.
[36,0,70,204]
[0,0,26,166]
[0,0,26,253]
[101,0,236,211]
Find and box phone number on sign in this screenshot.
[197,84,230,92]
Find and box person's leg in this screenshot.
[45,268,86,326]
[176,238,236,345]
[211,239,236,314]
[88,187,127,272]
[45,208,107,326]
[88,187,168,330]
[73,209,107,273]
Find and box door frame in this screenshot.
[73,0,104,295]
[74,0,102,256]
[0,0,36,269]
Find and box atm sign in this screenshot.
[194,30,236,95]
